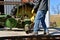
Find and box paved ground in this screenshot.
[0,28,60,37]
[38,28,60,35]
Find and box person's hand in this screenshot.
[31,9,34,14]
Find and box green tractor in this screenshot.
[15,3,35,34]
[0,15,17,30]
[0,3,34,34]
[0,15,7,28]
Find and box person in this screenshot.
[11,6,17,17]
[31,0,49,35]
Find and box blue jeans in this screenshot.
[33,10,48,33]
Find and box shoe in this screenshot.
[44,31,49,35]
[32,32,38,36]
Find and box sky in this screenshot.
[50,0,60,15]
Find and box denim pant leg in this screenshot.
[33,10,44,33]
[33,10,48,33]
[40,11,48,32]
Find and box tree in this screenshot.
[52,6,57,14]
[57,4,60,14]
[52,4,60,15]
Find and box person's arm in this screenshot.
[33,0,41,10]
[31,0,41,13]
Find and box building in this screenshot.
[4,0,21,15]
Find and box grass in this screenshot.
[50,14,60,27]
